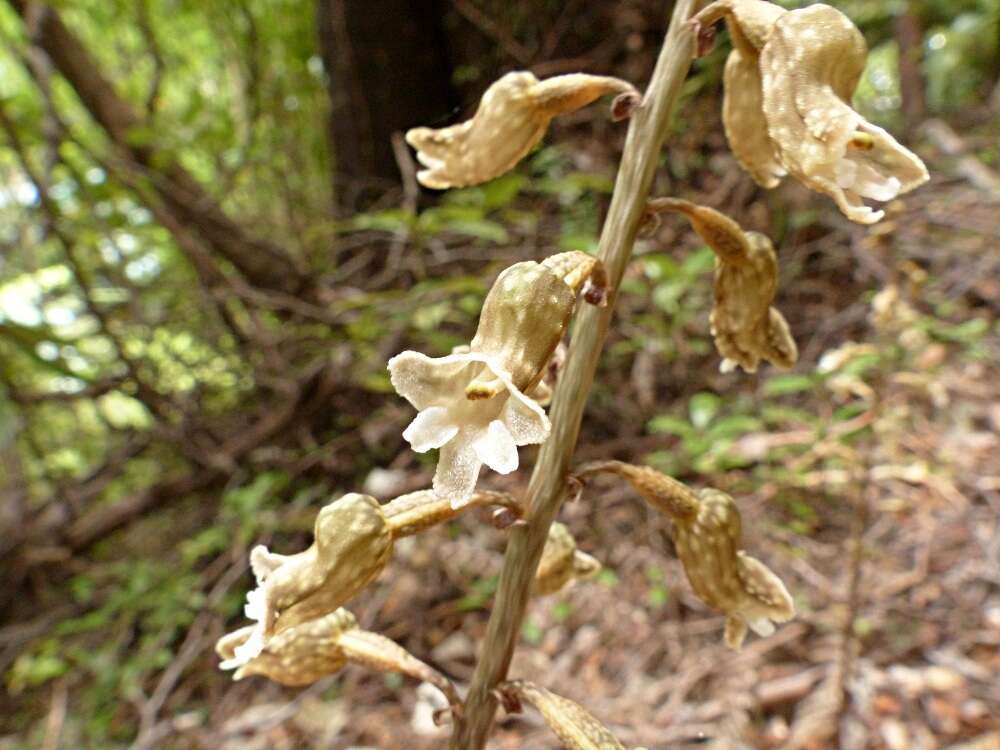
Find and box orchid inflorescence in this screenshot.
[218,3,926,746]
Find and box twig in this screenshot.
[449,2,704,747]
[451,0,532,65]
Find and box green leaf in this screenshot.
[647,414,692,438]
[762,374,817,396]
[688,391,721,429]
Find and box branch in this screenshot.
[450,2,704,746]
[6,0,305,295]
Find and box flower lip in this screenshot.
[389,349,550,505]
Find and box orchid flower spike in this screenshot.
[532,522,602,597]
[693,0,929,223]
[647,198,796,373]
[575,461,795,650]
[389,252,605,506]
[406,72,638,189]
[216,608,460,707]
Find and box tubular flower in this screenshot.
[216,608,460,706]
[498,681,642,750]
[406,72,638,189]
[226,489,518,668]
[532,522,602,597]
[575,461,795,650]
[647,198,796,373]
[692,0,928,223]
[389,253,605,506]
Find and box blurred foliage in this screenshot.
[0,0,997,747]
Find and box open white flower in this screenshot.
[390,255,604,506]
[389,349,549,505]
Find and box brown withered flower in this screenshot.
[498,680,644,750]
[647,198,796,373]
[692,0,928,223]
[532,522,602,597]
[575,461,795,650]
[389,252,605,505]
[406,71,638,189]
[217,608,460,706]
[228,489,519,668]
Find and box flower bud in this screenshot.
[390,254,603,505]
[533,522,602,596]
[646,198,796,373]
[499,680,629,750]
[217,608,459,705]
[406,72,638,189]
[250,493,392,638]
[574,461,794,650]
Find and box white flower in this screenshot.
[389,350,549,506]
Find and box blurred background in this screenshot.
[1,0,998,748]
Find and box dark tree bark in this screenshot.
[317,0,457,207]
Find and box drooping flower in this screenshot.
[692,0,929,223]
[390,253,604,505]
[647,198,796,373]
[532,522,601,597]
[406,72,638,189]
[227,489,519,668]
[575,461,795,650]
[498,680,638,750]
[216,608,460,706]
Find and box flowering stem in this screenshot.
[449,3,704,747]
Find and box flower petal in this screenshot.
[402,406,459,453]
[502,386,551,445]
[388,351,478,411]
[472,419,519,475]
[722,49,786,188]
[434,439,484,507]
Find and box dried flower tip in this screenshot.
[406,71,637,189]
[649,198,796,372]
[533,522,602,596]
[691,0,786,59]
[672,488,795,650]
[758,4,928,223]
[610,91,642,121]
[390,260,585,504]
[218,608,460,704]
[541,251,608,304]
[499,680,628,750]
[575,460,700,521]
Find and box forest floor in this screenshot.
[5,125,1000,750]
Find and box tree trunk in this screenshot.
[317,0,457,209]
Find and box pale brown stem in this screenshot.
[449,3,704,747]
[574,459,701,521]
